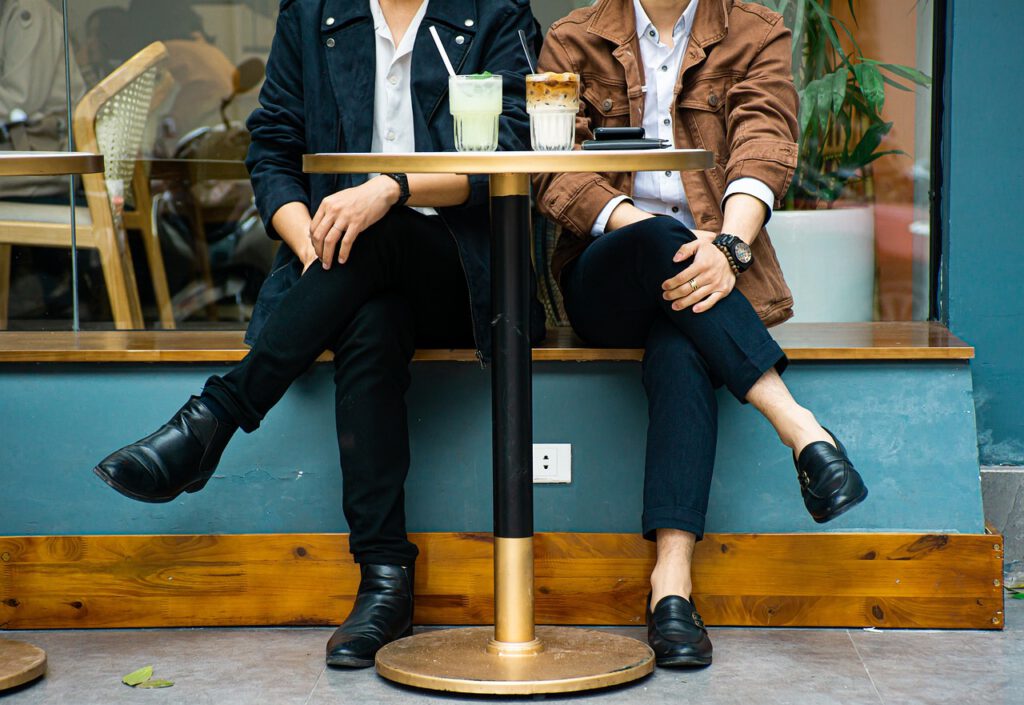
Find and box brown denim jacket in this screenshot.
[533,0,798,326]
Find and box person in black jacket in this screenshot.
[92,0,540,667]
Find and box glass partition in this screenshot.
[0,0,80,330]
[1,0,939,333]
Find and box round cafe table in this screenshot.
[0,151,103,693]
[304,149,714,695]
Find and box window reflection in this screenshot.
[1,0,938,331]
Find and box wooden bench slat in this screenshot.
[0,322,973,363]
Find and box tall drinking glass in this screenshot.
[449,74,503,152]
[526,72,580,151]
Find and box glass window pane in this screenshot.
[67,0,276,330]
[1,0,81,330]
[537,0,936,323]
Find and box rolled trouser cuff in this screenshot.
[726,336,789,403]
[642,506,708,543]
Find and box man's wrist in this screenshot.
[380,173,409,206]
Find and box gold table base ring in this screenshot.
[375,626,654,695]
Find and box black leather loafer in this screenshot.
[795,428,868,523]
[93,397,235,503]
[647,594,713,668]
[326,563,415,668]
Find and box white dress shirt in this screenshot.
[369,0,435,215]
[591,0,775,236]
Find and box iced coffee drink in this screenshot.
[449,74,503,152]
[526,72,580,151]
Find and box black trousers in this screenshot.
[204,208,474,566]
[562,217,788,541]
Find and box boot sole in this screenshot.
[656,654,712,668]
[325,654,375,669]
[813,486,869,524]
[92,466,208,504]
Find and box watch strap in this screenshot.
[384,173,411,207]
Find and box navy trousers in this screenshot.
[561,217,788,541]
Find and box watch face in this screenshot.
[735,241,753,264]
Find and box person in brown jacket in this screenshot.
[534,0,868,668]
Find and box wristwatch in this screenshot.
[384,173,411,207]
[713,233,754,275]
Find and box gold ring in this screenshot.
[689,278,699,294]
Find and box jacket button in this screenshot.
[464,19,474,27]
[325,38,335,48]
[708,94,720,107]
[455,35,466,45]
[325,17,335,26]
[602,99,613,111]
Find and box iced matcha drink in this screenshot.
[526,72,580,151]
[449,74,503,152]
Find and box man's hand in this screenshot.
[309,176,402,269]
[662,230,736,314]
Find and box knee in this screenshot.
[618,218,698,282]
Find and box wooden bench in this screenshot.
[1,321,999,632]
[0,321,975,363]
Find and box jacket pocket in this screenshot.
[581,76,631,128]
[679,76,731,166]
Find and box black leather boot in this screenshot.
[93,397,236,503]
[326,563,414,668]
[647,594,713,667]
[795,428,868,523]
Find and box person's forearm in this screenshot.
[606,201,655,232]
[406,174,470,207]
[271,201,315,264]
[721,193,768,244]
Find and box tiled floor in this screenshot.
[3,598,1021,705]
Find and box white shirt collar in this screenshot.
[369,0,429,60]
[633,0,700,46]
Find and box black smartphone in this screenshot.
[594,126,645,141]
[582,138,670,151]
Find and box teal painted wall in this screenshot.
[945,0,1024,465]
[0,361,983,538]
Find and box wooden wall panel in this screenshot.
[0,532,1004,630]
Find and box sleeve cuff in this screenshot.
[723,177,776,225]
[591,195,631,237]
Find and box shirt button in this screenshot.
[388,74,398,85]
[664,171,672,177]
[663,118,670,126]
[660,65,669,72]
[325,38,335,48]
[648,30,656,38]
[386,130,396,141]
[672,206,680,213]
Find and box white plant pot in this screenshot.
[768,206,875,323]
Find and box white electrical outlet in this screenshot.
[533,444,572,484]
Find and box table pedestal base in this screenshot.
[0,640,46,691]
[375,626,654,695]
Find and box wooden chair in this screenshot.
[0,43,172,329]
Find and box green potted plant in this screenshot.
[754,0,932,322]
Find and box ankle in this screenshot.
[650,570,692,606]
[782,408,830,454]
